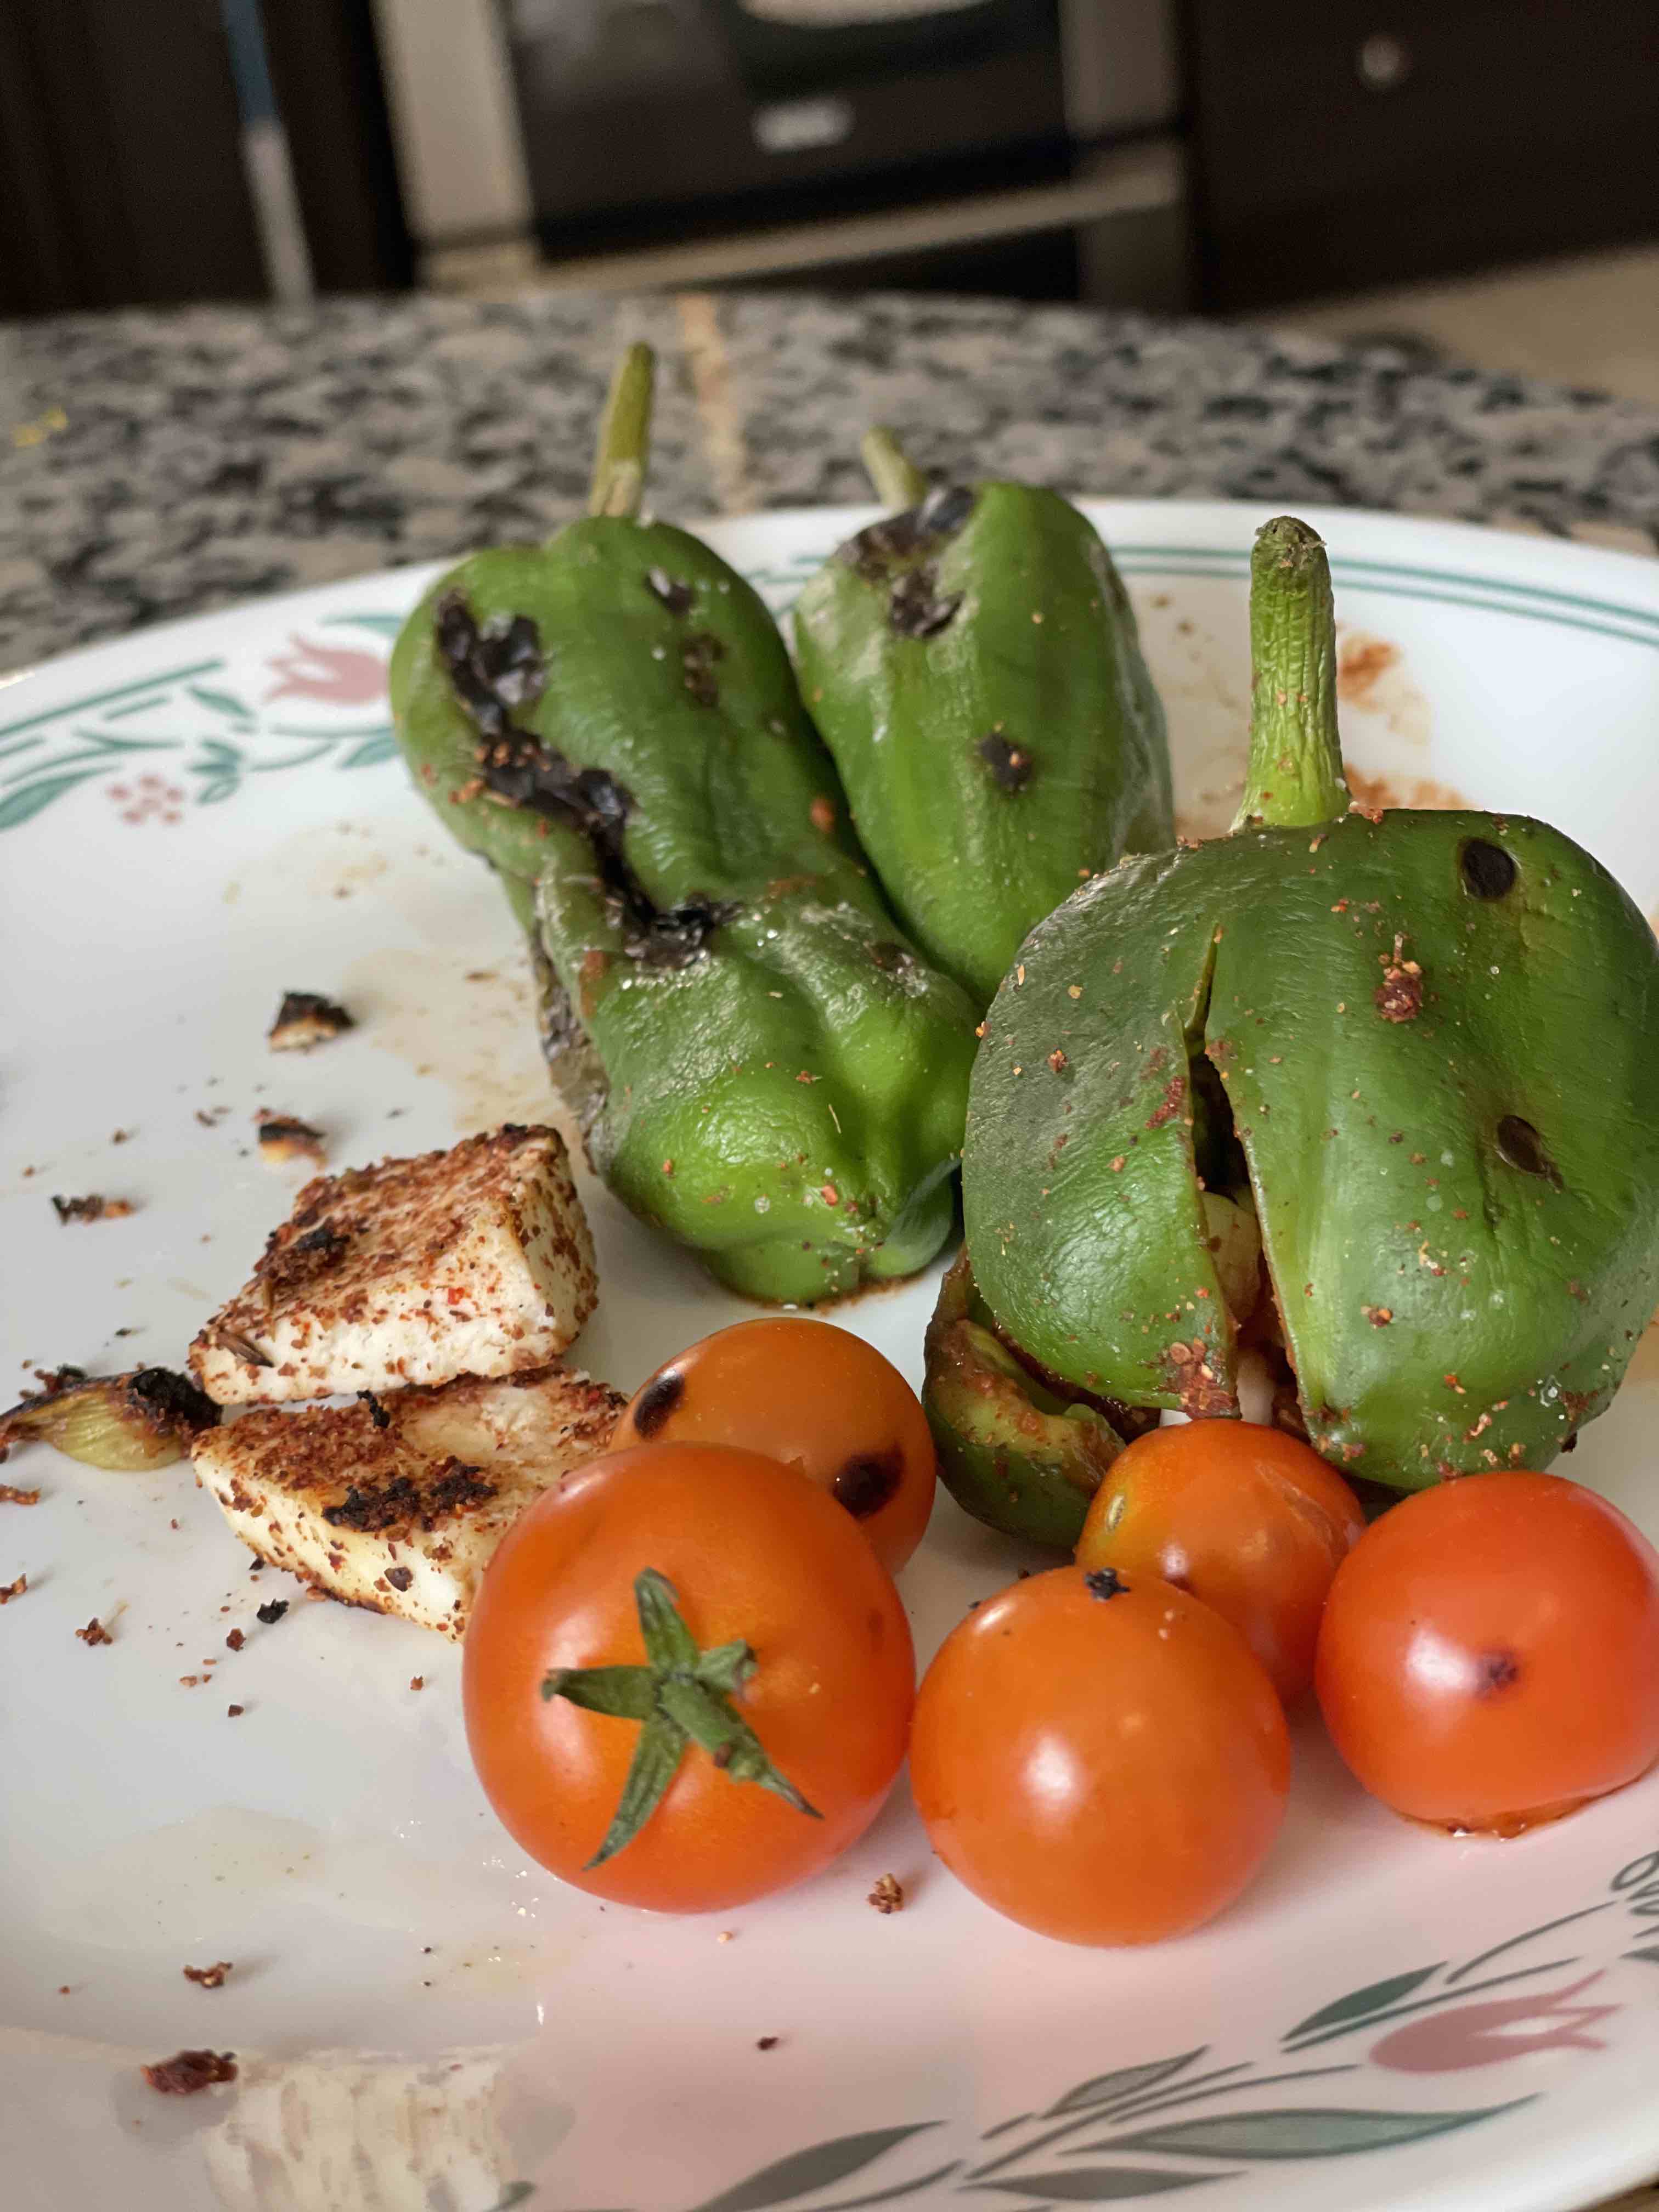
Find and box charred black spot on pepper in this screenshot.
[645,567,694,616]
[1495,1114,1562,1187]
[916,482,977,537]
[832,1447,903,1520]
[358,1390,391,1430]
[439,593,736,968]
[680,631,724,707]
[435,592,543,738]
[632,1369,685,1437]
[869,940,917,974]
[977,732,1034,792]
[1084,1566,1129,1600]
[888,568,962,640]
[1460,838,1517,900]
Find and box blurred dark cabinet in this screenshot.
[0,0,264,314]
[1187,0,1659,309]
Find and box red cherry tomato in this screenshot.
[1316,1471,1659,1833]
[613,1318,936,1572]
[1075,1420,1365,1702]
[464,1442,915,1910]
[910,1565,1289,1944]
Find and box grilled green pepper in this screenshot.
[940,514,1659,1509]
[791,429,1175,1007]
[388,347,978,1304]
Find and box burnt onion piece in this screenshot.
[0,1367,219,1472]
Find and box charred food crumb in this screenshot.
[51,1194,133,1224]
[183,1962,233,1989]
[268,992,354,1052]
[75,1616,113,1646]
[358,1390,391,1430]
[227,1705,245,1718]
[755,2036,780,2052]
[867,1874,904,1914]
[255,1113,327,1167]
[143,2050,238,2095]
[1084,1566,1128,1601]
[255,1598,289,1626]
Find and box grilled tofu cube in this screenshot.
[191,1365,624,1637]
[189,1125,597,1404]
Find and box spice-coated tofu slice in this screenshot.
[191,1365,624,1637]
[189,1125,598,1404]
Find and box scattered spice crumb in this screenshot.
[867,1874,904,1914]
[110,1129,132,1145]
[75,1617,113,1646]
[756,2036,779,2051]
[255,1113,326,1167]
[410,1675,425,1692]
[225,1628,245,1651]
[268,992,354,1052]
[0,1484,40,1506]
[51,1194,134,1224]
[179,1675,200,1688]
[183,1962,233,1989]
[717,1930,735,1944]
[142,2050,238,2095]
[255,1598,289,1626]
[0,1574,27,1604]
[1361,1306,1393,1328]
[227,1705,244,1718]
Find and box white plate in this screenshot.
[5,500,1659,2212]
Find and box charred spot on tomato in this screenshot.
[1084,1566,1129,1600]
[644,568,694,616]
[977,732,1034,792]
[1460,838,1517,900]
[1476,1649,1521,1696]
[632,1369,685,1437]
[833,1447,903,1520]
[1495,1114,1562,1187]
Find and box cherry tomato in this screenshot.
[464,1441,915,1911]
[613,1318,936,1573]
[910,1565,1289,1945]
[1316,1471,1659,1834]
[1075,1420,1365,1703]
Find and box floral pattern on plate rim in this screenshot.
[0,611,405,832]
[495,1848,1659,2212]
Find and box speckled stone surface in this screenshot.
[3,287,1658,674]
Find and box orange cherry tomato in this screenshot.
[464,1441,915,1911]
[910,1565,1289,1945]
[613,1318,936,1573]
[1316,1471,1659,1834]
[1075,1420,1365,1703]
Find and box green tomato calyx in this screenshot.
[542,1566,820,1866]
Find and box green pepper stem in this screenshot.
[1232,516,1350,831]
[588,343,655,520]
[861,426,929,511]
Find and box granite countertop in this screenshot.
[3,286,1659,674]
